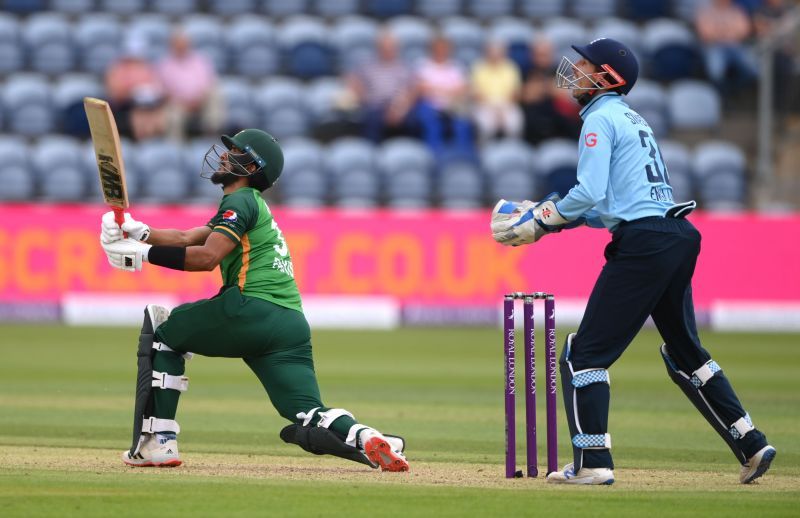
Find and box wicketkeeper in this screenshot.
[491,38,775,485]
[101,129,409,472]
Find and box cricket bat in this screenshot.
[84,97,129,233]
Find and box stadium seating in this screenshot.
[0,136,35,201]
[642,18,701,81]
[542,17,587,61]
[333,169,380,208]
[327,137,376,177]
[441,17,485,68]
[183,136,221,202]
[385,168,432,208]
[693,141,747,210]
[126,14,171,62]
[52,73,103,137]
[136,140,190,203]
[590,17,642,58]
[466,0,515,20]
[332,16,379,70]
[3,74,54,137]
[253,78,309,139]
[313,0,360,18]
[0,14,23,75]
[387,16,434,65]
[182,15,226,73]
[365,0,414,19]
[208,0,257,16]
[668,80,721,131]
[226,17,279,78]
[417,0,463,19]
[23,13,75,75]
[219,77,259,130]
[306,77,346,124]
[625,78,669,137]
[264,0,310,18]
[537,138,578,198]
[573,0,618,20]
[34,136,86,201]
[280,168,328,207]
[99,0,145,15]
[519,0,566,19]
[378,138,434,178]
[657,139,693,202]
[438,159,485,209]
[75,14,122,76]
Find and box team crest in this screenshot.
[222,210,237,222]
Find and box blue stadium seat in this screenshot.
[209,0,257,15]
[0,14,23,75]
[33,137,87,201]
[136,140,190,203]
[487,18,536,46]
[280,169,327,207]
[265,107,310,140]
[490,169,538,202]
[263,0,310,18]
[439,161,484,209]
[183,137,221,202]
[278,16,335,79]
[642,18,700,81]
[441,17,485,68]
[572,0,618,19]
[668,80,721,131]
[0,136,35,201]
[519,0,566,18]
[226,17,279,78]
[50,0,94,14]
[126,14,171,62]
[219,77,258,130]
[282,137,324,175]
[182,15,226,74]
[23,13,75,75]
[365,0,414,18]
[99,0,145,15]
[333,169,380,208]
[466,0,514,20]
[590,18,642,59]
[537,138,578,198]
[542,18,587,62]
[385,168,432,208]
[75,14,122,75]
[624,0,670,21]
[657,139,692,202]
[332,16,379,70]
[306,78,345,124]
[151,0,198,15]
[327,138,376,177]
[624,78,668,137]
[378,138,434,177]
[387,16,434,65]
[3,74,53,137]
[481,139,536,177]
[693,141,746,210]
[254,78,309,138]
[417,0,463,19]
[53,74,103,137]
[673,0,704,22]
[313,0,360,17]
[2,0,45,13]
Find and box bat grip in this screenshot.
[113,207,128,238]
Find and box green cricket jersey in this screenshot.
[206,187,302,312]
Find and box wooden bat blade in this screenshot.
[84,97,129,211]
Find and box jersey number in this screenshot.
[638,130,670,185]
[271,220,288,257]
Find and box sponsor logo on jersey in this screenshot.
[222,210,237,222]
[585,132,598,147]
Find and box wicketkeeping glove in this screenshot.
[101,211,150,244]
[491,193,581,247]
[102,238,152,272]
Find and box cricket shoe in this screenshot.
[360,430,409,472]
[740,445,776,484]
[122,433,182,467]
[546,463,614,485]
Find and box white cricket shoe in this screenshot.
[740,445,776,484]
[122,433,182,467]
[360,429,409,472]
[546,463,614,485]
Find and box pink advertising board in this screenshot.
[0,204,798,307]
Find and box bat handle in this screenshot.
[113,206,128,238]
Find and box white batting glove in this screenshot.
[102,238,152,272]
[101,211,150,244]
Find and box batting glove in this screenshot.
[102,238,152,272]
[101,211,150,244]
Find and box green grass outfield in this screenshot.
[1,325,798,517]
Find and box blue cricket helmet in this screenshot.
[571,38,638,94]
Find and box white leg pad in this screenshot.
[317,408,354,429]
[152,371,189,392]
[142,417,180,434]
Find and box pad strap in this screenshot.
[317,408,354,429]
[691,360,721,388]
[572,433,611,449]
[141,417,180,434]
[572,368,610,388]
[152,341,193,360]
[345,424,370,448]
[729,414,754,440]
[152,371,189,392]
[297,407,320,427]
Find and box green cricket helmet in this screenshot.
[202,129,284,191]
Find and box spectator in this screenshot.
[105,37,168,141]
[519,38,581,144]
[695,0,759,93]
[157,30,224,141]
[346,30,416,142]
[471,41,524,142]
[414,36,474,156]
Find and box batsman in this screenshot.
[101,129,409,472]
[491,38,775,485]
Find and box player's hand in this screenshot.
[491,197,557,246]
[101,211,150,244]
[102,238,152,272]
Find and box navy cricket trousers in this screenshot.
[568,216,765,468]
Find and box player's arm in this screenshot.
[146,226,212,247]
[101,211,212,247]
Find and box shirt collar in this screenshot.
[579,92,622,120]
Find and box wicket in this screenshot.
[503,292,558,478]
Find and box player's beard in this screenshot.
[210,170,239,187]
